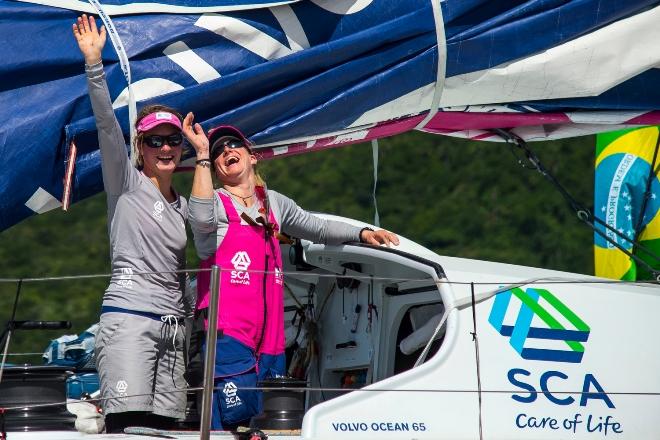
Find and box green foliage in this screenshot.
[260,132,594,272]
[0,132,594,360]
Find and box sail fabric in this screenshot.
[14,0,300,12]
[594,127,660,280]
[1,0,660,231]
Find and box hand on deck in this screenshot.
[72,14,106,66]
[360,229,400,247]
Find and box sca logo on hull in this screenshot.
[488,287,590,363]
[488,287,614,409]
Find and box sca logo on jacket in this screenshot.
[230,251,251,285]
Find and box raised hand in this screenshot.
[72,14,106,65]
[182,112,210,158]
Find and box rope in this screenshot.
[413,306,449,367]
[495,128,660,280]
[86,0,138,164]
[0,267,211,284]
[0,280,23,384]
[371,140,380,227]
[633,130,660,248]
[160,315,180,348]
[415,0,447,129]
[0,268,658,287]
[1,353,43,357]
[3,384,660,413]
[470,282,484,440]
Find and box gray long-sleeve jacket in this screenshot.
[86,62,190,316]
[189,189,363,260]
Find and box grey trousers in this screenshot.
[95,312,187,419]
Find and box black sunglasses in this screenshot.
[211,138,249,161]
[142,133,184,148]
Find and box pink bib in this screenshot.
[197,188,285,355]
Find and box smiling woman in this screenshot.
[72,14,192,433]
[134,106,185,199]
[180,118,399,430]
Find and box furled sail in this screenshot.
[1,0,659,231]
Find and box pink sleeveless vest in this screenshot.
[197,188,285,355]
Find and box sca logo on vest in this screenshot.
[230,251,251,285]
[223,381,242,408]
[152,200,164,222]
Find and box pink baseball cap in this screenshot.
[136,111,182,133]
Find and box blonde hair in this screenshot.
[133,133,144,168]
[254,166,266,187]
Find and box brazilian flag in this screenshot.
[594,127,660,280]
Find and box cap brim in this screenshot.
[208,125,252,150]
[138,120,182,133]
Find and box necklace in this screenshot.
[224,187,255,206]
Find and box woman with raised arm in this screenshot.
[72,15,191,433]
[183,118,398,429]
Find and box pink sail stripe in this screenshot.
[252,110,660,160]
[424,112,572,131]
[626,111,660,125]
[258,115,425,159]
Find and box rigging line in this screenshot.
[416,0,447,129]
[1,353,43,356]
[0,280,23,385]
[414,306,449,367]
[372,139,380,227]
[234,387,660,396]
[495,128,660,280]
[588,214,658,273]
[633,129,660,246]
[284,282,305,309]
[510,128,660,266]
[224,269,659,286]
[0,267,212,284]
[0,271,658,288]
[86,0,138,164]
[591,213,659,264]
[316,282,336,321]
[470,282,484,440]
[8,385,660,413]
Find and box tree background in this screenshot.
[0,132,594,362]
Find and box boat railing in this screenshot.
[0,266,658,439]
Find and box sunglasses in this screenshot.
[142,133,184,148]
[211,138,249,161]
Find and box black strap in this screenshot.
[633,132,660,244]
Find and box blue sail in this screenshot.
[1,0,659,230]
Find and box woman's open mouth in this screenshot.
[225,156,240,167]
